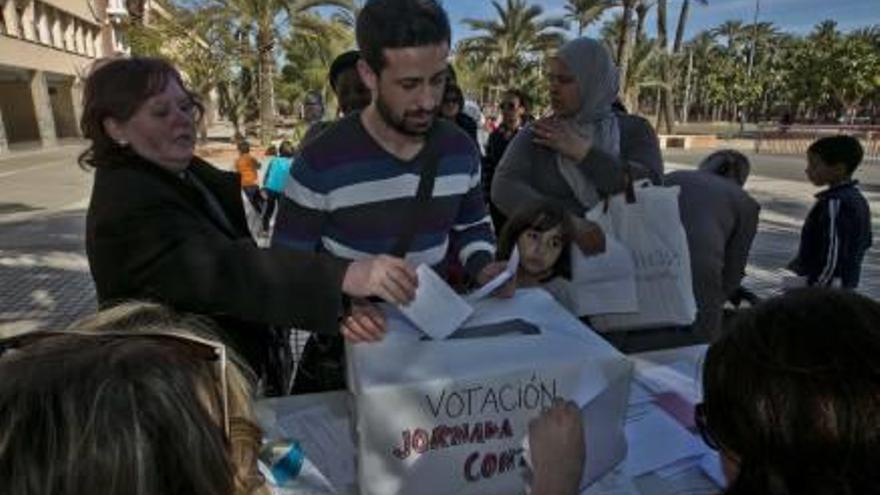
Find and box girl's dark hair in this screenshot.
[356,0,450,73]
[444,83,465,107]
[498,202,574,280]
[703,288,880,495]
[78,57,203,169]
[278,140,295,158]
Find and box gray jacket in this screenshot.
[665,170,760,339]
[491,113,663,217]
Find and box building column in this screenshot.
[2,0,19,37]
[71,78,84,137]
[30,71,57,147]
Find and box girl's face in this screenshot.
[517,225,564,280]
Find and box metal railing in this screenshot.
[755,124,880,163]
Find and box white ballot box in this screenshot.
[347,289,634,495]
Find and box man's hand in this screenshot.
[529,399,586,495]
[476,261,517,298]
[571,217,606,256]
[532,118,592,163]
[342,255,418,305]
[340,301,386,343]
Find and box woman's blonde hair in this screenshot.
[0,302,270,495]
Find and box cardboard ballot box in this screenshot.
[346,289,634,495]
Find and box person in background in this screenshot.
[81,57,417,395]
[300,50,372,146]
[699,288,880,493]
[665,150,760,341]
[492,37,663,247]
[483,89,529,231]
[788,135,872,289]
[440,82,479,146]
[235,140,263,213]
[261,140,294,233]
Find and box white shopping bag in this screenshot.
[586,181,697,331]
[564,235,639,317]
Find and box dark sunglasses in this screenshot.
[694,402,721,451]
[0,330,230,436]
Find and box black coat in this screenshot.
[85,153,349,371]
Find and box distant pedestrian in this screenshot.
[234,141,263,212]
[261,140,294,232]
[788,135,872,289]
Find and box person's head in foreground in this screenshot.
[79,57,202,173]
[698,149,751,187]
[806,135,864,188]
[356,0,451,137]
[329,50,371,116]
[0,302,268,495]
[700,288,880,494]
[499,203,574,285]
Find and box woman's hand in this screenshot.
[342,255,418,305]
[532,118,592,163]
[340,301,386,343]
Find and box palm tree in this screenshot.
[459,0,567,92]
[711,19,745,52]
[564,0,618,36]
[672,0,708,53]
[196,0,353,144]
[615,0,637,104]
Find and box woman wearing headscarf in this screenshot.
[491,38,663,251]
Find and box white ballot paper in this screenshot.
[398,264,473,339]
[465,247,520,303]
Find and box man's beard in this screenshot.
[375,89,436,137]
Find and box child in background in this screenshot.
[234,141,263,213]
[261,141,294,233]
[498,203,576,312]
[788,135,872,289]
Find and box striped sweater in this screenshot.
[271,113,495,278]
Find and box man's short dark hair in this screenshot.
[808,135,864,174]
[329,50,361,91]
[356,0,451,73]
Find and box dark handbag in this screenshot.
[291,134,440,395]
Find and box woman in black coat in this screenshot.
[80,58,416,393]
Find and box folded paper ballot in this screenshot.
[399,248,519,339]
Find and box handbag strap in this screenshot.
[390,134,439,257]
[602,161,637,213]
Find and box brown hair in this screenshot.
[78,57,203,169]
[498,202,575,280]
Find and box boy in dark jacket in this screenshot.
[789,135,872,288]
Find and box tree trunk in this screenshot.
[681,49,694,124]
[257,25,275,146]
[616,0,636,106]
[655,0,675,133]
[672,0,690,54]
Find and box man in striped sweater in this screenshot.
[271,0,512,385]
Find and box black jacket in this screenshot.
[791,180,872,288]
[86,153,349,371]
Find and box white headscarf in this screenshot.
[554,38,621,207]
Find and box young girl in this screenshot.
[498,203,577,311]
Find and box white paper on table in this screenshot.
[581,467,639,495]
[622,403,705,477]
[632,358,702,404]
[466,246,520,302]
[700,451,727,487]
[398,264,474,339]
[275,405,356,491]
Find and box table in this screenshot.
[256,345,721,495]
